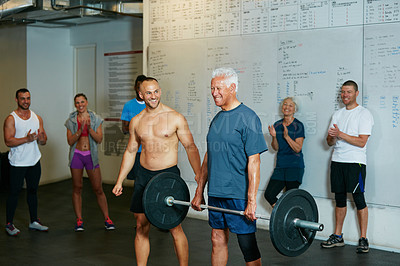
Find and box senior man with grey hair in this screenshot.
[192,67,268,266]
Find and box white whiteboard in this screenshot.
[145,0,400,207]
[362,23,400,207]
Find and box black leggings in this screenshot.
[237,233,261,262]
[335,192,367,210]
[264,179,300,206]
[6,161,41,223]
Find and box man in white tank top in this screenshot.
[3,88,49,236]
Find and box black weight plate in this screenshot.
[142,172,190,230]
[269,189,318,257]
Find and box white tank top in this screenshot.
[8,110,42,166]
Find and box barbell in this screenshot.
[142,172,324,257]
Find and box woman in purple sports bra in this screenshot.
[64,93,115,232]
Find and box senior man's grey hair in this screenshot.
[211,67,238,92]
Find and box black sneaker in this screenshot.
[321,234,345,248]
[357,237,369,253]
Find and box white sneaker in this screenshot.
[29,221,49,232]
[5,223,20,236]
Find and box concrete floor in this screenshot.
[0,179,399,265]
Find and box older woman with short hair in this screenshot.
[264,97,305,207]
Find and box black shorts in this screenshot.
[130,164,181,213]
[126,152,141,180]
[330,162,366,194]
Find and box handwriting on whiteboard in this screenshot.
[147,0,393,42]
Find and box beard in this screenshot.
[145,99,160,109]
[18,102,30,110]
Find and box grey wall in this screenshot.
[0,25,27,152]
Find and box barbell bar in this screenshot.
[166,196,324,232]
[142,172,324,257]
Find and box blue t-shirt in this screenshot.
[121,98,146,152]
[274,118,305,168]
[121,98,145,122]
[207,104,268,200]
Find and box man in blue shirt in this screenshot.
[192,68,268,265]
[121,75,146,180]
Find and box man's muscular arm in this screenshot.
[113,118,140,196]
[37,115,47,145]
[191,152,208,211]
[244,153,261,221]
[4,115,37,147]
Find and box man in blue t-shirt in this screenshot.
[192,68,268,265]
[121,75,146,180]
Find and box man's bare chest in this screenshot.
[136,118,176,140]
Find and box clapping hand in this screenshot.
[37,129,46,144]
[81,117,91,130]
[328,124,340,138]
[26,129,37,142]
[283,124,289,139]
[268,125,276,137]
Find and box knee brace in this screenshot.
[352,193,367,210]
[335,192,347,208]
[237,233,261,262]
